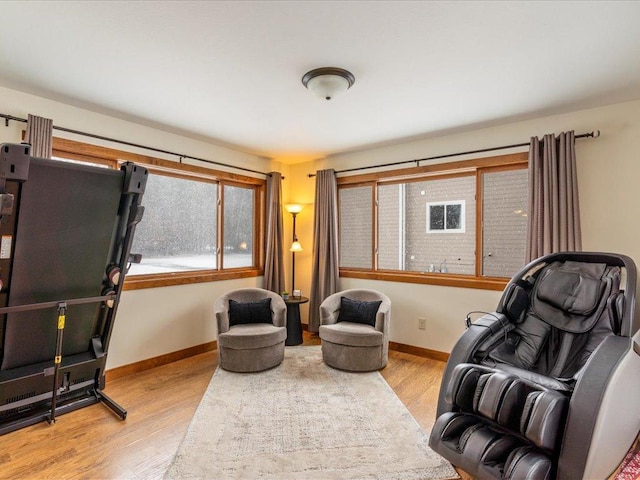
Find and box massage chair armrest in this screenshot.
[559,335,640,480]
[436,312,511,417]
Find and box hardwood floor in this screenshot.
[0,348,217,480]
[0,333,630,480]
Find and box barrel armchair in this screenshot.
[319,289,391,372]
[214,288,287,373]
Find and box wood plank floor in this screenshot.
[0,333,631,480]
[0,333,457,480]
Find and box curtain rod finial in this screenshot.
[593,130,601,138]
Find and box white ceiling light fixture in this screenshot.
[302,67,355,101]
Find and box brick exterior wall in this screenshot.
[482,169,528,277]
[378,184,402,269]
[339,186,372,268]
[403,176,476,275]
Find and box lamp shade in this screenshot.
[302,67,355,101]
[306,74,349,100]
[285,204,303,214]
[290,241,303,252]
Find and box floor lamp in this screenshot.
[285,204,303,296]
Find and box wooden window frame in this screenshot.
[51,137,265,290]
[337,152,528,291]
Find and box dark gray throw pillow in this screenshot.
[336,297,382,327]
[228,298,273,326]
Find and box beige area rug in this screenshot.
[164,345,459,480]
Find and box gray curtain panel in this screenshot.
[308,169,339,332]
[263,172,285,294]
[25,114,53,158]
[526,130,582,261]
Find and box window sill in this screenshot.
[123,268,263,290]
[339,269,508,291]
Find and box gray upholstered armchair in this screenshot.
[319,289,391,371]
[214,288,287,372]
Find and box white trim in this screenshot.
[426,200,465,233]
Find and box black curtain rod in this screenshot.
[1,113,271,177]
[307,130,600,177]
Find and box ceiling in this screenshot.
[1,1,640,163]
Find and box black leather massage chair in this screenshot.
[429,252,640,480]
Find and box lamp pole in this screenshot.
[291,211,298,294]
[286,204,303,296]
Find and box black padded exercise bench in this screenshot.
[0,142,147,435]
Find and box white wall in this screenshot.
[0,85,277,369]
[113,277,263,368]
[289,98,640,353]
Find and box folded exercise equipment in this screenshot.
[0,142,147,434]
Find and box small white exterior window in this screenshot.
[427,200,465,233]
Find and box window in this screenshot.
[339,186,373,269]
[338,153,528,290]
[377,183,404,270]
[481,168,528,278]
[51,137,265,289]
[375,176,476,275]
[427,201,465,233]
[223,184,255,268]
[129,173,218,275]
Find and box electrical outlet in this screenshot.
[418,317,427,330]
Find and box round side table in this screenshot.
[283,296,308,346]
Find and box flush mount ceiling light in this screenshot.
[301,67,355,101]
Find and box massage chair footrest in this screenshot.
[430,412,553,480]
